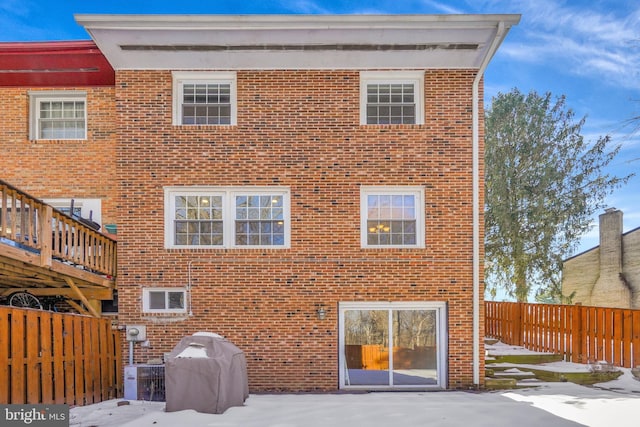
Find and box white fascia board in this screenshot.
[75,14,521,30]
[75,14,520,70]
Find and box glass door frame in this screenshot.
[338,301,448,390]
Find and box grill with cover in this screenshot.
[164,332,249,414]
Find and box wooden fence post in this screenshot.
[633,310,640,369]
[571,304,583,363]
[513,302,523,346]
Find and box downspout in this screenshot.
[472,21,506,386]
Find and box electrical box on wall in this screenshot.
[126,325,147,342]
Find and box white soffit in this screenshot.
[74,14,520,70]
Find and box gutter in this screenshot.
[472,20,507,386]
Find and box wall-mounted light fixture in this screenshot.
[316,307,326,320]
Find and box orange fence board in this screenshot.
[25,310,40,403]
[0,309,9,403]
[51,315,64,404]
[0,306,121,406]
[39,311,53,404]
[11,310,26,404]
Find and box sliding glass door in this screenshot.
[339,302,447,389]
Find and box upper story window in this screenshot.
[172,71,237,125]
[29,91,87,140]
[360,186,425,248]
[164,187,290,249]
[360,71,424,125]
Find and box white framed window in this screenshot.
[142,288,186,313]
[44,198,102,226]
[172,71,237,125]
[360,71,424,125]
[360,186,425,248]
[164,187,290,249]
[29,91,87,140]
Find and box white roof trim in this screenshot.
[75,14,520,70]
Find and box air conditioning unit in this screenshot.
[124,364,166,401]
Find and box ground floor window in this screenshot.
[339,301,447,389]
[142,288,187,314]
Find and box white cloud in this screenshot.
[497,0,640,91]
[0,0,31,16]
[419,0,465,14]
[279,0,333,14]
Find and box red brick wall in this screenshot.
[0,86,117,224]
[114,69,484,391]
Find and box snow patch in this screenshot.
[176,343,209,358]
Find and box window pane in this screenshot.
[41,122,53,138]
[392,310,437,385]
[200,222,211,234]
[249,222,260,234]
[248,208,260,219]
[51,102,63,118]
[236,221,248,234]
[173,194,224,246]
[365,82,416,125]
[181,82,232,125]
[149,292,166,310]
[75,102,85,118]
[248,196,260,207]
[235,217,285,246]
[260,234,272,245]
[366,192,418,246]
[38,100,86,139]
[168,292,185,309]
[404,207,416,220]
[40,102,51,118]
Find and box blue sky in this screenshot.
[1,0,639,254]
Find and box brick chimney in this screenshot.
[590,208,631,307]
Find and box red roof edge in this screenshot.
[0,40,115,87]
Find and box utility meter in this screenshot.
[125,325,146,342]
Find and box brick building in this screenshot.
[562,208,640,308]
[0,41,116,226]
[2,13,519,391]
[0,41,118,314]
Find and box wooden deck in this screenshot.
[0,180,116,317]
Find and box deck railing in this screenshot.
[0,179,116,277]
[485,301,640,368]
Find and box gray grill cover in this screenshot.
[164,334,249,414]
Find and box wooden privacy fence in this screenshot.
[0,306,122,406]
[345,345,437,370]
[485,301,640,368]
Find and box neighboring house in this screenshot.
[0,40,116,228]
[2,13,519,392]
[563,208,640,308]
[0,41,118,313]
